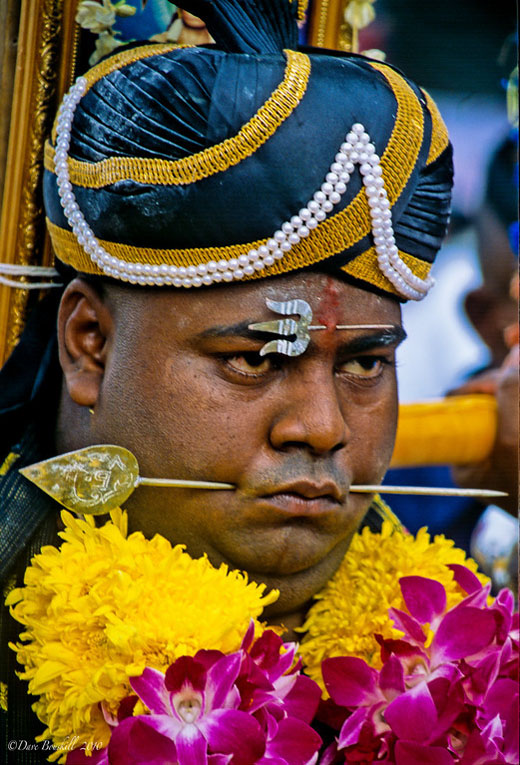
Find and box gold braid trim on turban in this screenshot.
[47,50,311,187]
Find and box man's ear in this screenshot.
[58,278,114,408]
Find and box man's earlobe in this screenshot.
[58,279,113,408]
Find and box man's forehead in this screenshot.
[144,271,401,331]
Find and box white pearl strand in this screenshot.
[55,78,433,299]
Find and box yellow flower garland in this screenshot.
[6,510,488,758]
[6,510,278,758]
[299,520,488,689]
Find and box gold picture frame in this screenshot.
[0,0,349,365]
[0,0,80,365]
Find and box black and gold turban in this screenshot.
[43,0,453,300]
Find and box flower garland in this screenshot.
[7,510,518,764]
[6,510,277,757]
[299,520,489,687]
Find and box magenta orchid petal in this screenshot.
[66,747,109,765]
[205,652,242,710]
[447,564,483,595]
[431,606,497,662]
[453,581,492,611]
[165,655,207,694]
[263,716,322,764]
[199,708,265,764]
[240,620,256,652]
[108,716,178,765]
[175,722,209,765]
[385,681,438,741]
[208,756,233,765]
[379,654,405,699]
[337,706,371,748]
[194,649,227,671]
[281,674,322,722]
[399,576,447,624]
[130,668,172,716]
[492,589,515,641]
[250,630,295,679]
[395,740,456,765]
[322,656,380,707]
[388,607,427,643]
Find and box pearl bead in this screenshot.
[197,263,208,275]
[329,192,341,204]
[299,208,311,221]
[313,190,326,203]
[315,209,326,221]
[280,241,291,252]
[187,265,197,277]
[307,217,318,229]
[282,221,293,234]
[233,268,244,278]
[290,215,302,228]
[308,200,319,213]
[263,255,275,266]
[267,238,278,250]
[207,261,217,273]
[202,274,213,285]
[217,260,228,271]
[227,258,238,271]
[322,200,333,212]
[321,182,334,195]
[248,249,259,262]
[274,230,286,242]
[298,225,310,238]
[238,254,249,266]
[288,232,300,244]
[222,270,233,281]
[253,260,264,270]
[243,265,255,276]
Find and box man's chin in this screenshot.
[220,527,352,580]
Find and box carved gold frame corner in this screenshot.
[308,0,353,52]
[0,0,79,366]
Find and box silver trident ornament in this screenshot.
[248,298,313,357]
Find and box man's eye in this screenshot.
[225,352,273,376]
[339,357,385,378]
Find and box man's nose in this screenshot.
[268,363,350,455]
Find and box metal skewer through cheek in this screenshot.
[19,445,507,517]
[137,478,507,499]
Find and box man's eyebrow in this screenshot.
[195,321,264,340]
[336,325,407,354]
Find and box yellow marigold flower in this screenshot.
[7,510,278,759]
[299,520,489,690]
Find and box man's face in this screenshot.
[87,272,403,615]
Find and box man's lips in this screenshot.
[255,479,346,517]
[262,479,344,503]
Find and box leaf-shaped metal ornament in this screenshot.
[20,445,140,515]
[19,445,235,515]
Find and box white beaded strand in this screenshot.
[55,81,433,299]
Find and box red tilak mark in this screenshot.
[316,277,341,332]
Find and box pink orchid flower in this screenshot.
[321,573,519,764]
